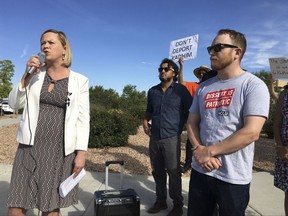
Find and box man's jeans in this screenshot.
[188,169,250,216]
[149,135,183,207]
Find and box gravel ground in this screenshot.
[0,118,275,177]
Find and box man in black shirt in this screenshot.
[143,58,193,216]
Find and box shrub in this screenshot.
[89,107,140,148]
[262,99,276,139]
[88,85,147,148]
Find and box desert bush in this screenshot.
[262,99,276,139]
[88,85,146,148]
[89,107,140,148]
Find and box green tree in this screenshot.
[119,84,147,124]
[253,70,270,87]
[89,86,119,110]
[89,84,147,148]
[0,60,15,99]
[253,70,275,138]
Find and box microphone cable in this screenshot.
[23,52,45,146]
[24,85,33,146]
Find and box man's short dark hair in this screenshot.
[160,58,179,81]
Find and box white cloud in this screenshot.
[243,51,271,69]
[242,19,288,71]
[20,44,29,59]
[141,61,157,66]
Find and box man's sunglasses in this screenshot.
[207,43,239,53]
[158,67,174,72]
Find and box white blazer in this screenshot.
[8,69,90,156]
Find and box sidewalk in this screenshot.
[0,163,284,216]
[0,114,22,127]
[0,117,285,215]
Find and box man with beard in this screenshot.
[186,29,270,216]
[143,58,192,216]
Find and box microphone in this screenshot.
[25,52,46,80]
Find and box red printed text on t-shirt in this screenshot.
[205,88,235,109]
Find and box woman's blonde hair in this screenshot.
[40,29,72,68]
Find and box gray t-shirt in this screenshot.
[190,72,270,184]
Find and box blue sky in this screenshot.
[0,0,287,94]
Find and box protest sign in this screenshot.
[169,35,198,61]
[269,57,288,79]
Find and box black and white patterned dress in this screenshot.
[7,73,78,211]
[274,90,288,192]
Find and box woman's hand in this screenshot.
[73,150,86,178]
[21,54,45,86]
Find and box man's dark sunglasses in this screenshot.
[207,43,239,53]
[158,67,174,72]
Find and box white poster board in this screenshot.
[169,35,198,61]
[269,57,288,79]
